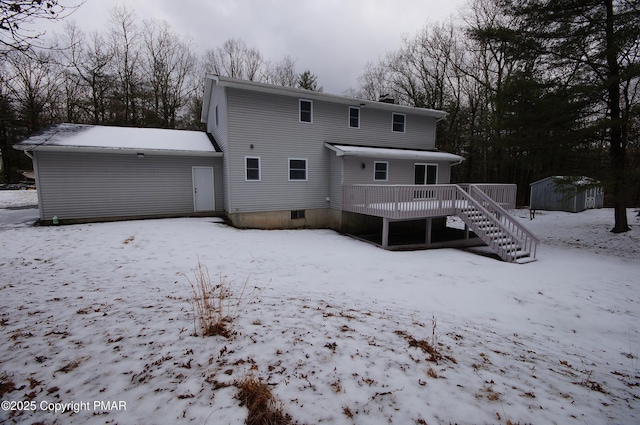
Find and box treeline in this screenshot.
[348,0,640,211]
[0,5,319,182]
[1,0,639,218]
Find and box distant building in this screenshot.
[530,176,604,213]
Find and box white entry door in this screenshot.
[192,167,215,212]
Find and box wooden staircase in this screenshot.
[455,185,539,263]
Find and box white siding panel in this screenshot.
[343,157,452,185]
[208,82,231,212]
[224,88,438,213]
[35,151,222,221]
[329,154,343,209]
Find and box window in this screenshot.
[349,106,360,128]
[289,158,307,181]
[392,113,406,132]
[374,161,388,181]
[245,157,260,181]
[291,210,306,219]
[215,105,219,126]
[299,99,313,123]
[414,164,437,185]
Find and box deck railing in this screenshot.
[458,184,516,209]
[342,184,517,219]
[342,184,460,219]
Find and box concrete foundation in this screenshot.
[227,208,341,229]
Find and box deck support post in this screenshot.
[464,223,469,240]
[425,217,432,247]
[382,217,389,249]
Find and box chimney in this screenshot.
[379,94,395,104]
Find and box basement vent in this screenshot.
[291,210,306,219]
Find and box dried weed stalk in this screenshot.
[184,260,250,338]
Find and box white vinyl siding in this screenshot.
[288,158,308,181]
[343,157,450,186]
[34,151,223,221]
[392,113,406,133]
[222,88,438,213]
[299,99,313,123]
[349,106,360,128]
[374,161,388,181]
[245,156,260,181]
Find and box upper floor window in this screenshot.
[374,161,388,181]
[299,99,313,123]
[349,106,360,128]
[392,113,406,133]
[215,105,219,126]
[245,157,260,181]
[289,158,308,181]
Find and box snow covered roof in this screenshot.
[325,144,465,164]
[530,176,601,187]
[13,123,221,156]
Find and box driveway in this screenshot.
[0,206,39,229]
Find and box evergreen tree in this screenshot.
[493,0,640,232]
[297,69,323,92]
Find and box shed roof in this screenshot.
[325,143,465,164]
[13,123,222,156]
[530,176,600,187]
[201,75,448,124]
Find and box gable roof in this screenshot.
[325,144,465,164]
[13,123,222,156]
[530,176,601,187]
[201,75,448,124]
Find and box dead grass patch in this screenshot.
[235,375,292,425]
[395,330,444,363]
[56,357,85,373]
[342,406,354,418]
[0,372,16,397]
[184,261,249,338]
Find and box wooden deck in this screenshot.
[341,184,538,263]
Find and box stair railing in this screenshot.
[454,186,523,261]
[467,185,539,260]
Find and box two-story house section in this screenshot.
[13,75,538,262]
[201,75,466,232]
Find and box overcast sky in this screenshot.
[42,0,468,95]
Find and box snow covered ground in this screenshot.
[0,191,638,424]
[0,190,38,209]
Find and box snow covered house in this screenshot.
[14,75,539,262]
[530,176,604,213]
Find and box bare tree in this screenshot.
[3,50,62,131]
[0,0,81,56]
[203,38,265,81]
[108,4,141,126]
[141,19,197,128]
[56,21,114,124]
[263,55,298,87]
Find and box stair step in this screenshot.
[515,256,537,264]
[508,249,530,259]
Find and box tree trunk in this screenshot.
[605,0,630,233]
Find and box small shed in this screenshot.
[13,123,224,224]
[529,176,604,213]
